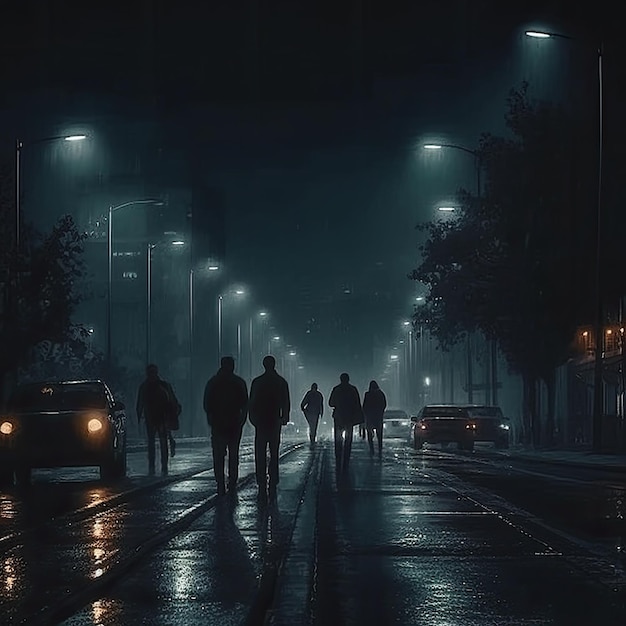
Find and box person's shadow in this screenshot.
[209,496,258,609]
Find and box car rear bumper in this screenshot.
[414,428,474,444]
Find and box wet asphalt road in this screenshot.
[1,434,624,625]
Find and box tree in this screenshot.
[1,162,89,400]
[410,84,596,446]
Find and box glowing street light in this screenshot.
[217,287,247,360]
[15,132,88,250]
[106,198,165,369]
[437,206,456,212]
[525,27,604,450]
[423,144,443,150]
[64,134,88,141]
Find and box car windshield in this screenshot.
[422,406,469,418]
[384,411,408,420]
[8,383,107,412]
[467,407,503,418]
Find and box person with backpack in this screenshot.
[136,363,177,475]
[203,356,249,496]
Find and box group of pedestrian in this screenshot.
[136,357,387,496]
[204,354,289,500]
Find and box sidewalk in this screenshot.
[491,445,626,472]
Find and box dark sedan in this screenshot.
[464,405,511,448]
[0,379,127,486]
[410,404,476,451]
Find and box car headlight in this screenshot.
[87,418,103,433]
[0,421,14,435]
[499,423,510,430]
[465,423,477,430]
[419,424,427,430]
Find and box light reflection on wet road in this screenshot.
[2,434,625,624]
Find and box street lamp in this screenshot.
[524,29,604,449]
[248,310,269,379]
[423,142,483,403]
[422,143,481,198]
[437,206,457,212]
[146,237,186,365]
[217,287,247,361]
[106,198,164,370]
[15,133,87,250]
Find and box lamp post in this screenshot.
[106,198,164,370]
[146,238,185,366]
[525,30,604,449]
[15,134,87,251]
[423,142,483,404]
[217,288,246,362]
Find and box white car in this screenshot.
[382,409,411,438]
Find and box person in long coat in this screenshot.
[363,380,387,459]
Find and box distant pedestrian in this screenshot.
[203,356,248,496]
[136,364,174,475]
[363,380,387,459]
[249,355,290,500]
[300,383,324,447]
[328,372,363,475]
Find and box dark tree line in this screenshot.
[410,83,599,446]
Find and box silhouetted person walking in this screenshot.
[136,363,173,475]
[329,372,363,475]
[203,356,248,496]
[249,355,290,500]
[300,383,324,447]
[363,380,387,459]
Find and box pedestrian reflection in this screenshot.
[211,498,257,606]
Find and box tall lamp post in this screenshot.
[106,198,164,370]
[217,288,247,362]
[146,237,185,365]
[525,30,604,449]
[423,142,485,404]
[15,134,87,251]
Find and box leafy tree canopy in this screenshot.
[410,83,596,382]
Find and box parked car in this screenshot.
[0,379,127,486]
[410,404,476,451]
[382,409,411,438]
[463,405,511,448]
